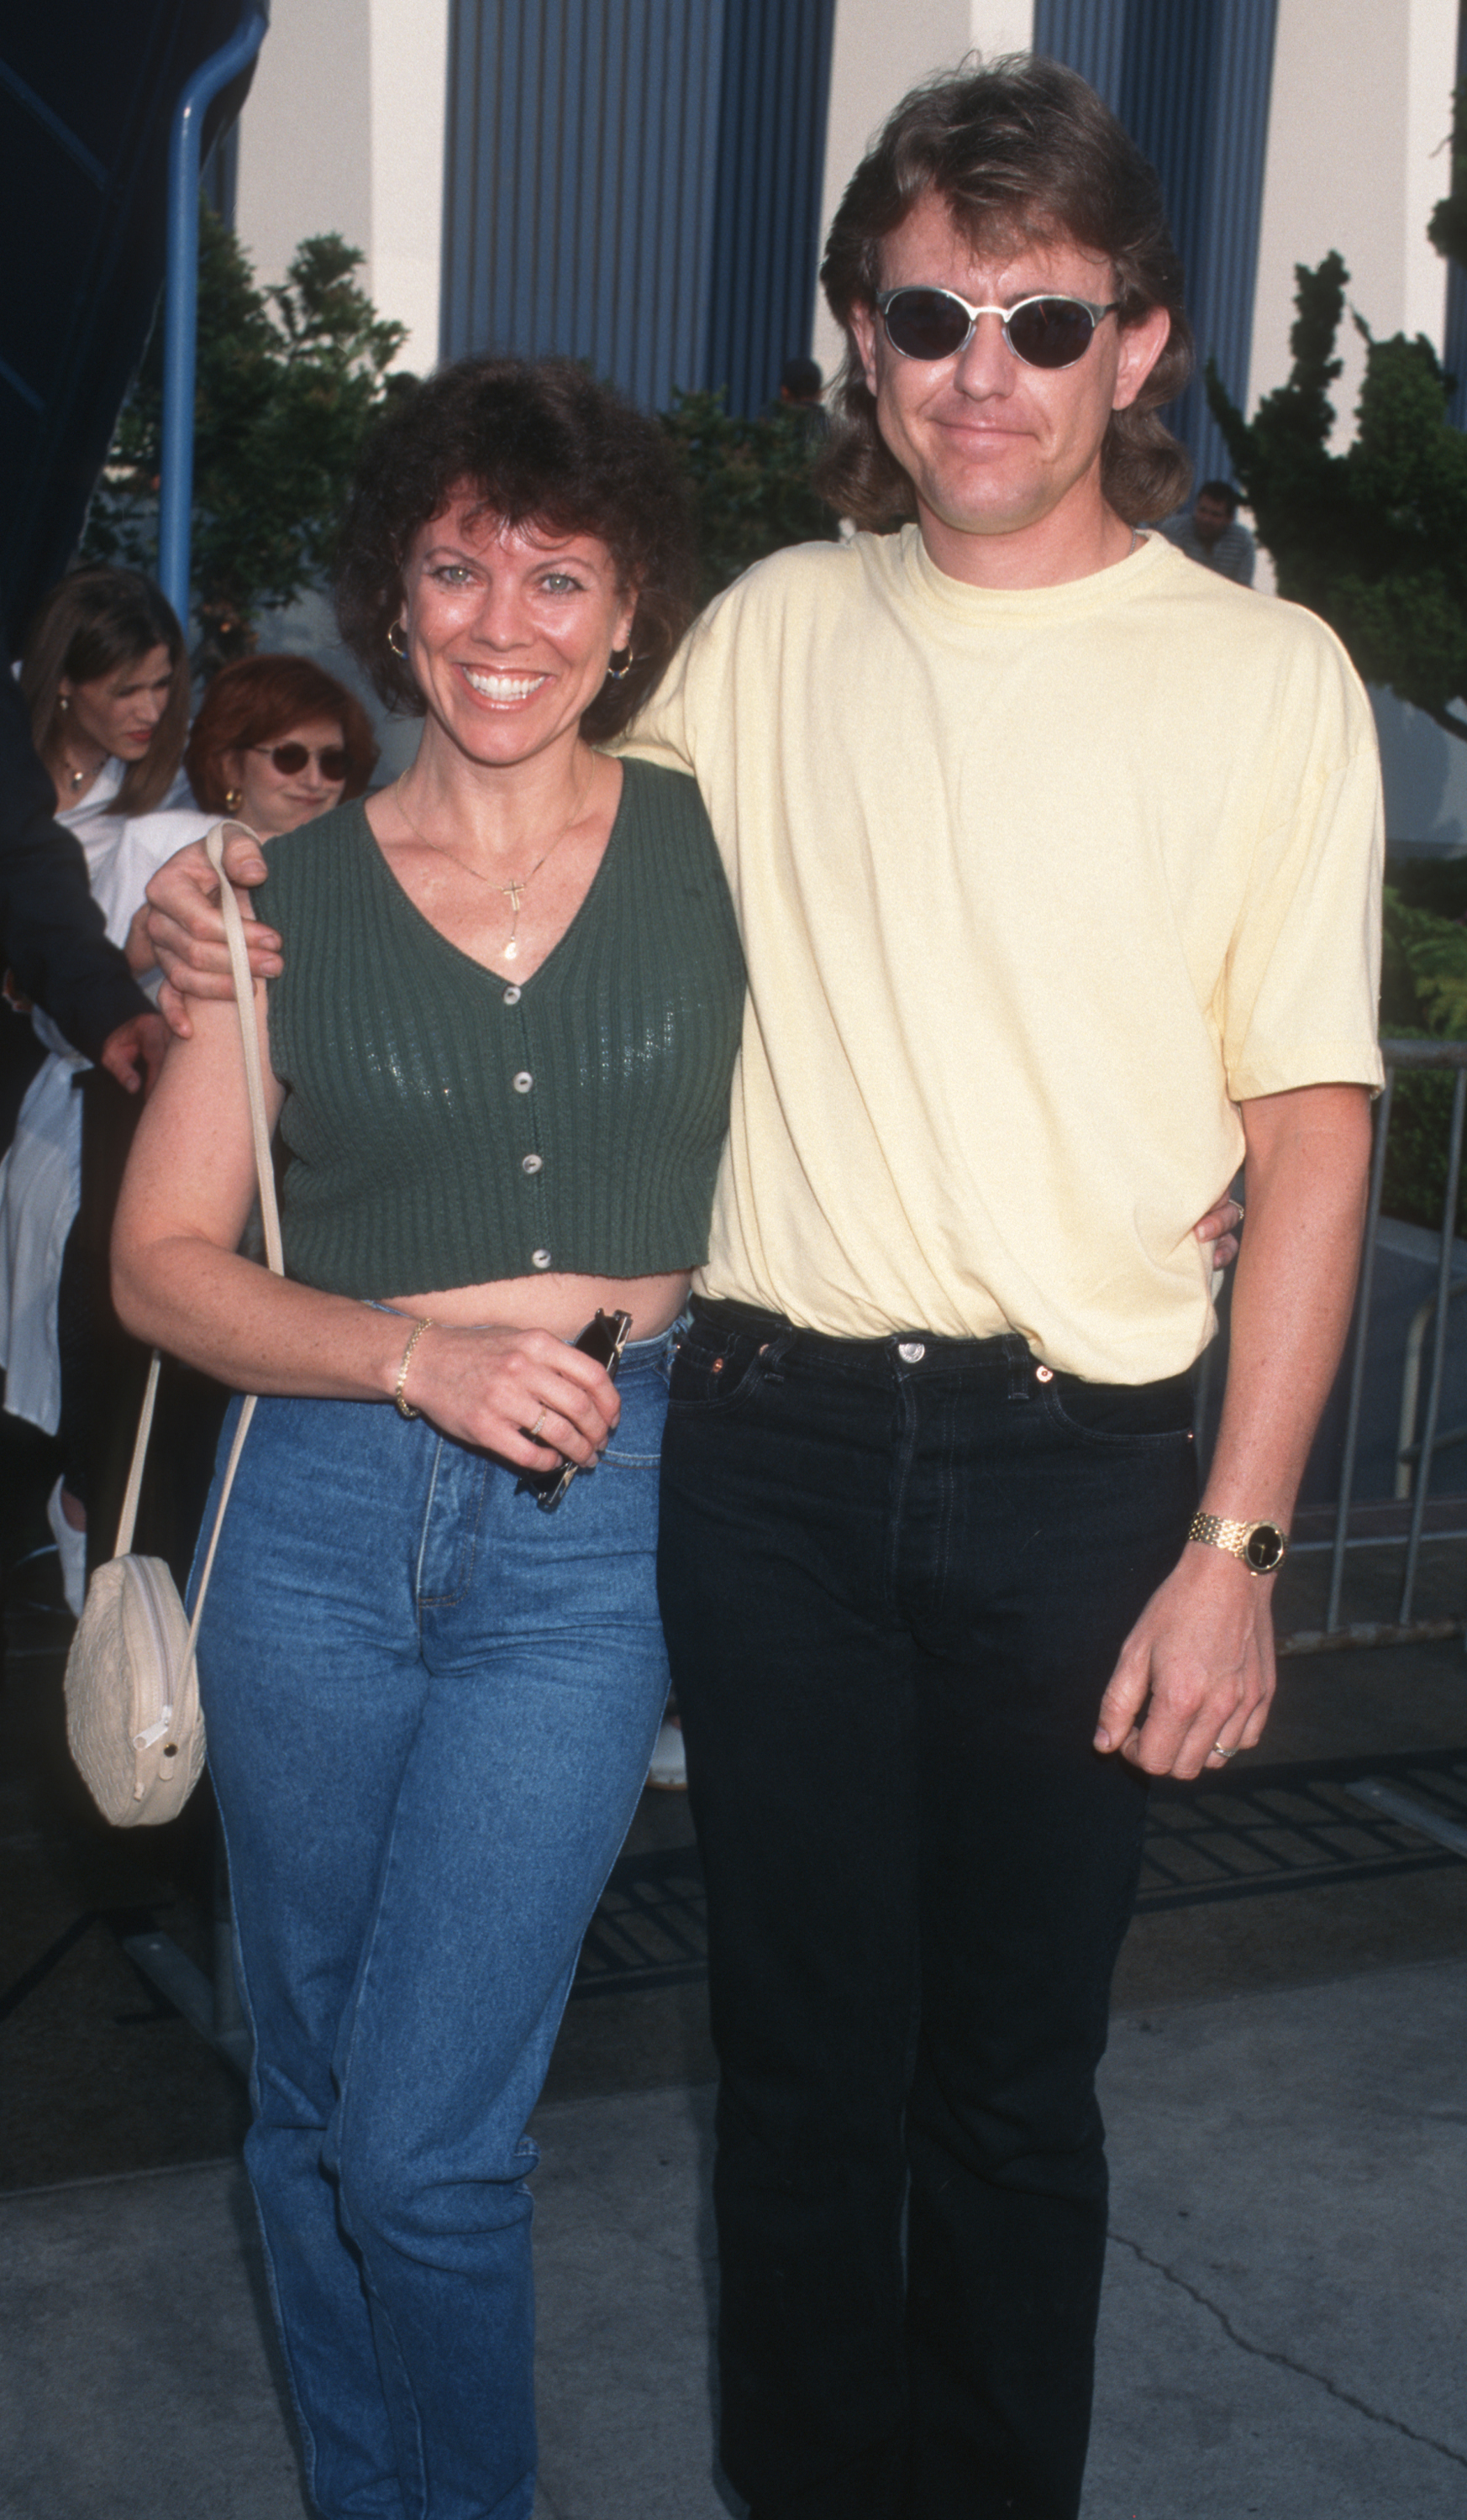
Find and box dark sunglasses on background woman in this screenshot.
[251,741,350,780]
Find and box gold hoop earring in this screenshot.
[223,786,243,811]
[386,622,409,659]
[606,648,636,683]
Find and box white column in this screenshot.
[367,0,451,371]
[1405,0,1462,342]
[230,0,449,371]
[232,0,373,297]
[1249,0,1457,444]
[812,0,1037,381]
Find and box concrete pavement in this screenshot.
[3,1956,1465,2520]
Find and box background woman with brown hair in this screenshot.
[20,564,192,829]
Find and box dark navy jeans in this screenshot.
[657,1300,1199,2520]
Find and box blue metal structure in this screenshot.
[1034,0,1280,496]
[440,0,836,413]
[0,0,260,647]
[157,4,270,623]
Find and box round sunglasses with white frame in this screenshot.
[876,287,1121,370]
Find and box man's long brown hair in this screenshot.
[816,55,1194,531]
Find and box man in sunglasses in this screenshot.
[144,52,1381,2520]
[634,50,1380,2520]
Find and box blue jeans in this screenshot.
[192,1332,674,2520]
[657,1302,1200,2520]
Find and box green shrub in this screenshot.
[82,207,407,672]
[1380,876,1467,1236]
[660,389,839,605]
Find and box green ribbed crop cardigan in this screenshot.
[251,759,745,1298]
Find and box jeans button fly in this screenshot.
[897,1341,926,1363]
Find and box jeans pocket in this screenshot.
[1039,1368,1196,1446]
[667,1321,792,1413]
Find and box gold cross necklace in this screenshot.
[392,766,591,962]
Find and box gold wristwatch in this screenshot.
[1187,1511,1287,1574]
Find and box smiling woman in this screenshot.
[110,354,744,2520]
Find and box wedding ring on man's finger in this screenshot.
[1212,1740,1238,1760]
[528,1408,549,1441]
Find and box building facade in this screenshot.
[228,0,1467,835]
[231,0,1464,454]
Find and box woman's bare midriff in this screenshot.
[383,1268,691,1341]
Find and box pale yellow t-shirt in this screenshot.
[624,527,1384,1382]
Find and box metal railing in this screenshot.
[1280,1038,1467,1656]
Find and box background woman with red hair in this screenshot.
[184,653,377,839]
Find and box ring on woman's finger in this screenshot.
[528,1408,549,1441]
[1212,1740,1238,1760]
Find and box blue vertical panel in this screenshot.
[702,0,838,412]
[1121,0,1279,488]
[1032,0,1125,103]
[439,0,725,412]
[1035,0,1279,496]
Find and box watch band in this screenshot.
[1188,1511,1287,1573]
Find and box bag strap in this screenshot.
[208,821,283,1277]
[111,824,281,1641]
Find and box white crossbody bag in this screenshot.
[65,822,278,1826]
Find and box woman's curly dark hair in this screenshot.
[816,55,1194,531]
[335,356,697,743]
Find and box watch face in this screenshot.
[1244,1523,1286,1572]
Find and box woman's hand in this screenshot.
[144,832,281,1037]
[124,903,156,975]
[399,1321,623,1467]
[1195,1194,1244,1271]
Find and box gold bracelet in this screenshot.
[393,1318,434,1420]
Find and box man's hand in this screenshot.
[98,1010,169,1096]
[1095,1083,1372,1781]
[1094,1546,1275,1777]
[144,832,279,1038]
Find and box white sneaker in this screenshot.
[46,1477,87,1618]
[647,1716,687,1790]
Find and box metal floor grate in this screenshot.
[570,1750,1467,1999]
[571,1847,709,1998]
[1134,1747,1467,1912]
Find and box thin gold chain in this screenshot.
[391,765,592,961]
